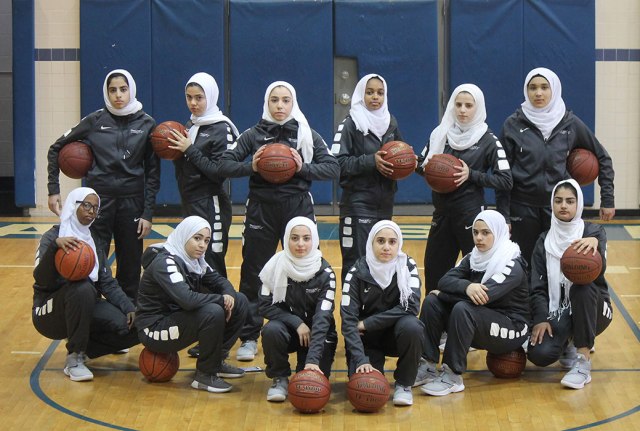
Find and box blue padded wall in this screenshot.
[228,0,334,204]
[335,0,439,204]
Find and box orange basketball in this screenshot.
[380,141,416,180]
[150,121,186,160]
[256,143,297,184]
[346,370,390,413]
[486,347,527,379]
[423,154,462,193]
[54,240,96,281]
[287,369,331,413]
[58,141,94,179]
[567,148,599,185]
[560,246,603,285]
[139,348,180,383]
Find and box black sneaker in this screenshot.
[217,361,246,379]
[191,371,232,393]
[188,345,200,358]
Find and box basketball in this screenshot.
[256,143,297,184]
[560,246,603,285]
[138,348,180,383]
[54,240,96,281]
[423,154,462,194]
[567,148,599,185]
[346,370,390,413]
[287,369,331,413]
[150,121,186,160]
[486,347,527,379]
[58,141,93,179]
[380,141,416,180]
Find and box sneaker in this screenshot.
[63,352,94,382]
[188,345,200,358]
[413,358,438,387]
[266,377,289,402]
[393,383,413,406]
[561,353,592,389]
[420,364,464,396]
[236,340,258,362]
[191,371,232,393]
[559,341,578,369]
[218,361,246,379]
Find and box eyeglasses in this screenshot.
[76,200,100,214]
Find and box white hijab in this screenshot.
[102,69,143,116]
[160,216,212,276]
[349,74,391,141]
[259,216,322,304]
[59,187,100,281]
[365,220,412,310]
[469,210,521,284]
[544,179,585,318]
[424,83,488,164]
[185,72,239,144]
[521,67,566,140]
[262,81,314,163]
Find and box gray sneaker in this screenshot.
[413,358,438,387]
[393,383,413,406]
[559,341,578,369]
[267,377,289,402]
[218,361,246,379]
[63,352,93,382]
[561,353,591,389]
[236,340,258,361]
[420,364,464,396]
[191,371,232,393]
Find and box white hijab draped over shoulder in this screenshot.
[262,81,314,163]
[102,69,143,117]
[349,74,391,141]
[159,216,212,276]
[259,216,322,304]
[544,179,585,318]
[423,83,488,164]
[59,187,100,281]
[521,67,566,140]
[365,220,412,310]
[185,72,239,144]
[469,210,521,284]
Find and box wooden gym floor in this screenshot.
[1,215,639,431]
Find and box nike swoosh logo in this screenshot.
[464,225,473,230]
[519,128,529,133]
[263,137,275,141]
[134,218,140,222]
[101,126,111,130]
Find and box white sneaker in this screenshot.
[266,377,289,402]
[236,340,258,361]
[559,341,578,369]
[561,354,592,389]
[413,358,438,387]
[421,364,464,396]
[64,352,93,382]
[393,383,413,406]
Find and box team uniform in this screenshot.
[217,81,339,356]
[331,74,404,282]
[47,69,160,300]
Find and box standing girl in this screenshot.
[218,81,339,362]
[47,69,160,300]
[331,74,411,282]
[341,220,424,406]
[527,179,613,389]
[259,216,337,402]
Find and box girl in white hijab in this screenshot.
[520,67,566,140]
[102,69,143,117]
[160,215,212,275]
[349,74,391,140]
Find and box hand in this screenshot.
[167,128,191,153]
[48,194,62,216]
[599,207,615,221]
[530,322,552,346]
[137,218,152,239]
[465,283,489,305]
[297,323,311,347]
[289,147,303,172]
[223,294,235,312]
[453,160,470,185]
[570,237,599,255]
[374,151,394,177]
[357,320,366,335]
[355,363,377,374]
[251,145,267,172]
[304,363,322,374]
[127,311,136,329]
[55,236,81,253]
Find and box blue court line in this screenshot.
[609,286,640,342]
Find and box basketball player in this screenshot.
[418,210,529,397]
[527,179,613,389]
[32,187,139,382]
[217,81,339,362]
[47,69,160,301]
